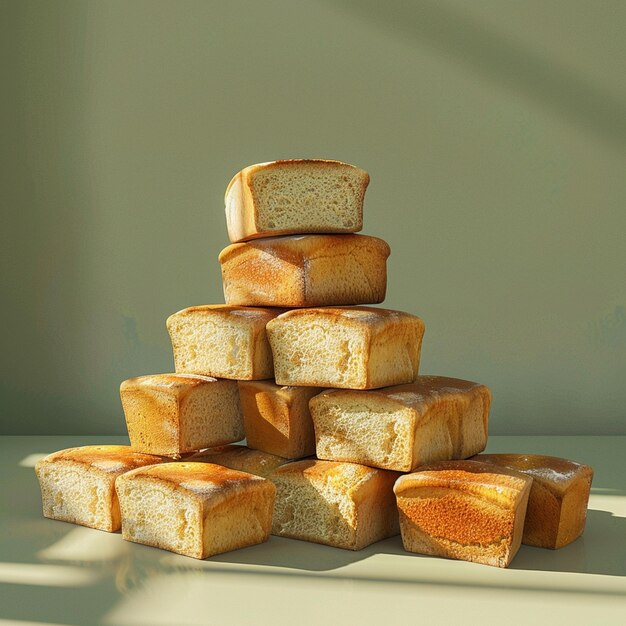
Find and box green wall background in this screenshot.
[2,0,625,435]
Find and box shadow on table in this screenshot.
[511,508,626,577]
[200,533,394,571]
[203,508,626,579]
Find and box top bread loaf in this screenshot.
[224,159,369,242]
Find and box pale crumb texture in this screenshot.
[191,444,290,477]
[269,460,400,550]
[238,380,322,459]
[120,374,244,457]
[473,453,593,549]
[310,376,491,471]
[394,460,532,567]
[225,159,368,242]
[219,234,389,307]
[116,462,275,559]
[34,445,164,532]
[267,307,425,389]
[166,305,282,380]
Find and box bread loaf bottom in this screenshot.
[35,446,165,532]
[270,460,399,550]
[474,453,593,549]
[310,376,491,471]
[120,374,243,456]
[394,460,532,567]
[116,462,275,559]
[224,159,369,242]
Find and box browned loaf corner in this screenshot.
[238,380,322,459]
[473,453,593,549]
[120,373,244,457]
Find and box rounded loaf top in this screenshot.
[35,445,161,474]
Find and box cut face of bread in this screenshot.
[266,307,425,389]
[116,462,275,559]
[120,374,243,457]
[473,453,593,549]
[224,159,369,242]
[310,376,491,471]
[394,460,532,568]
[270,460,400,550]
[238,380,322,459]
[35,446,164,532]
[191,445,289,477]
[219,234,389,307]
[166,305,284,380]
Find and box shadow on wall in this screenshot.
[1,1,98,433]
[324,0,626,151]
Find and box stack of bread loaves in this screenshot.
[35,159,593,567]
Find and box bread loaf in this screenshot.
[224,159,369,242]
[116,462,275,559]
[238,380,322,459]
[35,445,165,532]
[167,305,284,380]
[191,444,289,477]
[473,453,593,549]
[120,374,243,457]
[270,459,400,550]
[310,376,491,471]
[219,234,389,307]
[394,460,532,567]
[266,307,425,389]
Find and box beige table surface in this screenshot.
[1,435,624,626]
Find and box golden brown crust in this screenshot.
[36,445,163,474]
[191,445,289,477]
[166,304,286,327]
[120,373,218,398]
[473,453,593,496]
[219,235,389,307]
[218,234,389,264]
[120,461,265,493]
[269,306,420,329]
[394,460,531,505]
[314,376,490,414]
[271,459,379,490]
[472,453,593,549]
[238,380,321,459]
[120,375,242,456]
